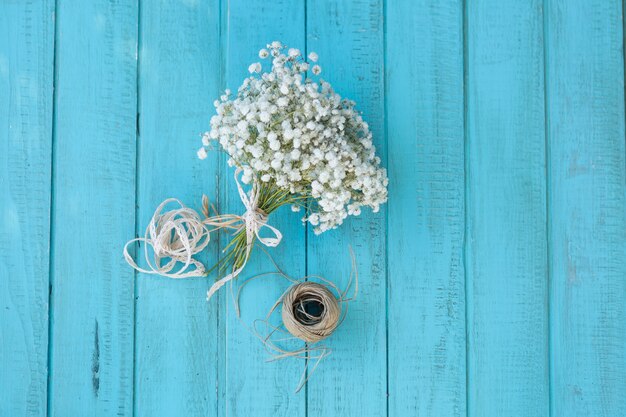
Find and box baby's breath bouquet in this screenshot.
[198,42,388,289]
[198,41,388,290]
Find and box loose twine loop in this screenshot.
[123,168,282,294]
[123,198,211,278]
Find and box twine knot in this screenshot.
[205,169,282,299]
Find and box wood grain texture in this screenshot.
[546,1,626,416]
[3,2,626,416]
[133,1,221,416]
[49,1,137,415]
[466,1,549,416]
[386,1,466,416]
[0,2,55,416]
[221,1,307,415]
[306,1,387,416]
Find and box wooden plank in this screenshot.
[0,2,55,416]
[386,1,466,416]
[546,1,626,416]
[48,1,137,415]
[465,1,549,416]
[221,1,307,415]
[307,0,387,416]
[305,1,386,415]
[133,1,222,416]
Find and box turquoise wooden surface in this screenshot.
[1,1,625,416]
[0,2,54,416]
[49,1,137,415]
[134,1,220,415]
[387,2,466,416]
[466,1,549,416]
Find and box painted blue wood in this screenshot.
[386,1,466,416]
[133,1,221,416]
[465,1,549,416]
[0,2,55,416]
[546,1,626,416]
[306,1,387,416]
[48,1,137,416]
[1,2,626,416]
[221,2,307,415]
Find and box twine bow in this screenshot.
[205,168,282,300]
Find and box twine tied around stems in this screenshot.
[204,168,282,300]
[123,168,282,295]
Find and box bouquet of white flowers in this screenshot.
[125,41,387,300]
[198,42,387,295]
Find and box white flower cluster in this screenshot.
[198,41,388,234]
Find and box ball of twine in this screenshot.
[281,282,341,343]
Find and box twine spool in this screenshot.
[281,282,341,343]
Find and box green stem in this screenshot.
[208,181,309,279]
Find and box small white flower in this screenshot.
[270,158,282,169]
[311,65,321,75]
[259,112,271,123]
[308,52,318,62]
[288,48,300,57]
[308,213,320,225]
[197,147,208,160]
[277,97,289,107]
[248,62,261,73]
[271,41,282,49]
[259,48,269,58]
[237,120,248,132]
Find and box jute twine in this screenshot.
[234,247,358,392]
[123,198,211,278]
[123,169,281,292]
[281,282,341,343]
[122,179,357,392]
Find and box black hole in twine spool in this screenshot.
[294,299,325,324]
[282,282,341,343]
